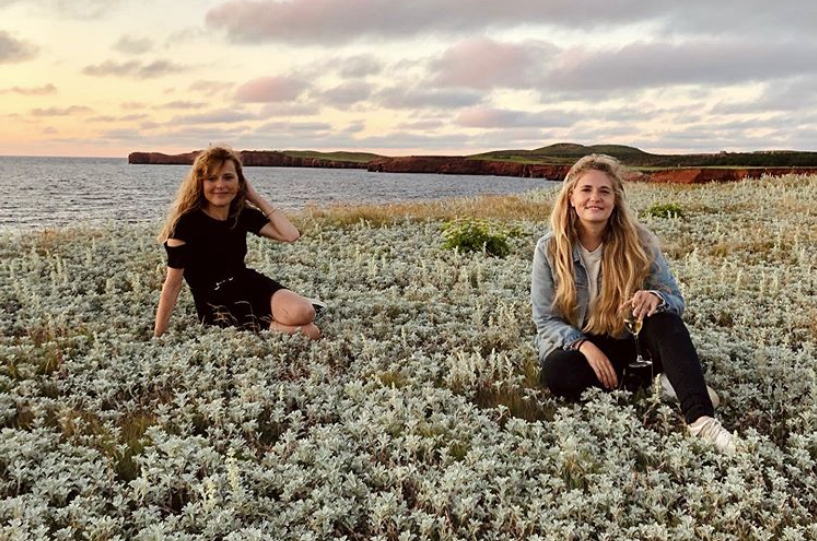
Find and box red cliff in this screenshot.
[128,151,817,183]
[366,156,571,179]
[239,151,368,169]
[128,150,368,169]
[128,151,200,165]
[366,158,817,182]
[644,167,817,184]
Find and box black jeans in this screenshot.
[541,312,714,423]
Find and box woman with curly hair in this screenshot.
[531,154,736,451]
[154,146,323,339]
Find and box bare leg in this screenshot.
[269,289,322,340]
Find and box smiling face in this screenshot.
[201,159,240,212]
[569,169,616,229]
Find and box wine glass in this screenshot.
[621,304,653,390]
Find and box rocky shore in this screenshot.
[128,150,817,183]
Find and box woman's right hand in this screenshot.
[579,341,618,389]
[154,266,184,340]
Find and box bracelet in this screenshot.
[265,208,278,219]
[571,339,586,351]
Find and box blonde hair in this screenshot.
[157,146,248,242]
[548,154,654,336]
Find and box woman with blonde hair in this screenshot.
[531,154,736,451]
[154,146,323,339]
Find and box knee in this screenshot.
[645,311,681,326]
[292,302,316,324]
[643,311,687,337]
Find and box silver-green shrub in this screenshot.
[1,175,816,539]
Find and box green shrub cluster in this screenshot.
[645,202,685,219]
[440,217,523,257]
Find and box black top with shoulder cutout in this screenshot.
[164,207,268,293]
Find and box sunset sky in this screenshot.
[1,0,815,158]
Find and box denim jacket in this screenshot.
[531,231,685,361]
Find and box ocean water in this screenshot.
[0,156,556,232]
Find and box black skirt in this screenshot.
[193,268,286,332]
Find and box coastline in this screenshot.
[129,149,817,183]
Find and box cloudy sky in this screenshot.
[1,0,815,157]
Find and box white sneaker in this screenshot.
[659,373,720,409]
[688,415,737,453]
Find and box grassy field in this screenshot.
[1,175,817,540]
[282,150,385,164]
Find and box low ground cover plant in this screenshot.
[1,175,816,539]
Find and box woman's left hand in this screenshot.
[621,290,662,320]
